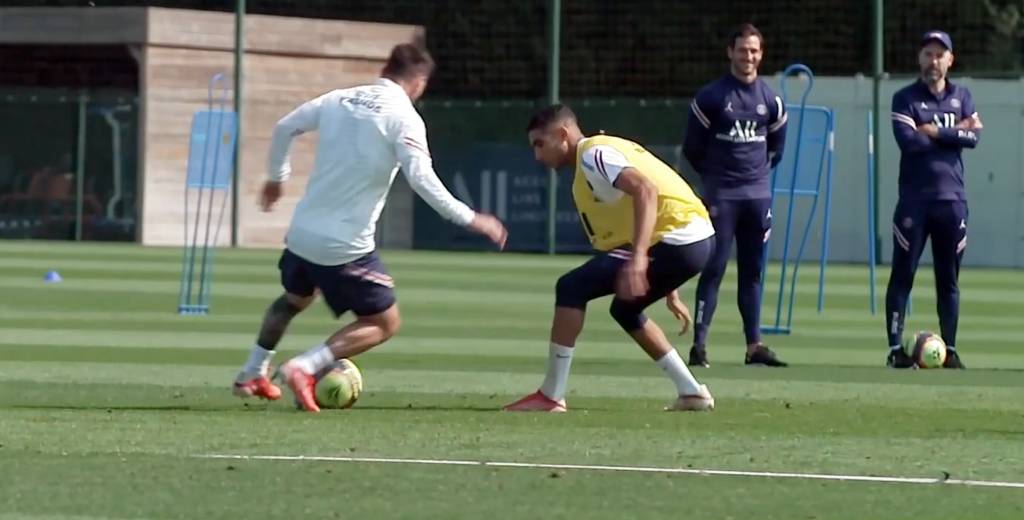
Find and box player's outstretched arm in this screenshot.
[466,213,508,250]
[395,116,507,249]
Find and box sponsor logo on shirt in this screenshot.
[341,91,384,113]
[933,113,957,128]
[715,120,765,144]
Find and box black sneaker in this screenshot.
[887,347,917,369]
[688,345,710,367]
[943,349,966,369]
[745,344,788,367]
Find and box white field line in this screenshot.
[197,454,1024,489]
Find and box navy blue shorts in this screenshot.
[278,249,396,318]
[555,238,714,310]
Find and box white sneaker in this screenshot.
[666,384,714,411]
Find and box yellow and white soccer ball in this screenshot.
[313,359,363,409]
[910,331,947,369]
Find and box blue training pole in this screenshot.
[772,64,815,332]
[204,88,236,311]
[196,74,231,311]
[817,116,834,312]
[784,107,829,326]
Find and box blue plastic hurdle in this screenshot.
[177,73,237,315]
[760,63,835,335]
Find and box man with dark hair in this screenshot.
[505,104,716,412]
[683,23,788,368]
[886,31,980,369]
[381,42,435,79]
[231,43,508,412]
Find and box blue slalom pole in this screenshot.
[785,107,830,326]
[196,74,231,311]
[773,63,815,332]
[817,115,834,312]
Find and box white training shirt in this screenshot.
[578,139,715,245]
[267,78,475,265]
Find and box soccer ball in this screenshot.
[910,331,947,369]
[313,359,363,409]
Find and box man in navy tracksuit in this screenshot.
[683,23,788,367]
[886,31,980,369]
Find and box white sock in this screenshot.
[242,344,275,376]
[656,349,702,396]
[539,343,574,401]
[293,343,335,374]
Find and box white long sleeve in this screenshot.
[267,95,324,182]
[394,116,475,227]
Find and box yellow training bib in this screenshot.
[573,135,709,251]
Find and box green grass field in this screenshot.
[1,240,1023,519]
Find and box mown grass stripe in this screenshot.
[3,362,1024,411]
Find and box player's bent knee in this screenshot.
[384,312,401,339]
[609,300,647,331]
[360,304,401,340]
[555,272,576,299]
[284,292,315,312]
[273,293,312,317]
[554,272,589,309]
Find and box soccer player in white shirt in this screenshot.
[232,44,507,412]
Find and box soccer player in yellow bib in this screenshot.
[505,104,716,412]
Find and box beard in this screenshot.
[733,62,757,75]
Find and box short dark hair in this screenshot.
[382,43,435,80]
[526,104,576,132]
[729,23,764,48]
